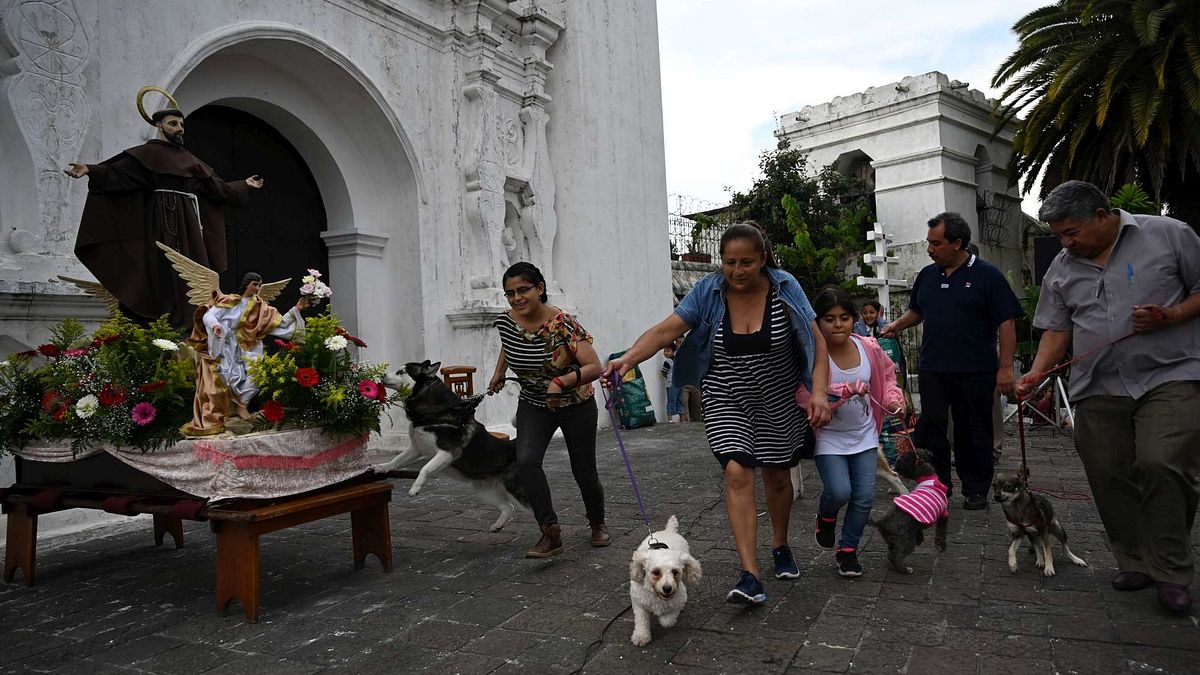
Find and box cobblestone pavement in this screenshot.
[1,421,1197,674]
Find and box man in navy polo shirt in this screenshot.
[882,213,1024,510]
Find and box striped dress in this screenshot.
[702,290,809,468]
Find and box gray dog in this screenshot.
[869,451,949,574]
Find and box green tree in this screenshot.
[723,141,874,292]
[992,0,1200,228]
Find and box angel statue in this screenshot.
[156,242,311,436]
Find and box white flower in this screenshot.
[0,361,7,368]
[75,394,99,419]
[152,339,179,351]
[324,335,348,351]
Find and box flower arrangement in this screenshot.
[0,316,194,455]
[247,311,406,437]
[300,269,332,306]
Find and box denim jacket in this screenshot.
[672,267,818,390]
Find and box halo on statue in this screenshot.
[136,86,181,126]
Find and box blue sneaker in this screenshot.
[726,570,767,604]
[772,545,800,579]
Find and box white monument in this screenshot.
[0,0,671,536]
[777,71,1023,281]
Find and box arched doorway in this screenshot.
[184,105,327,309]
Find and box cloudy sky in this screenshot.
[656,0,1048,215]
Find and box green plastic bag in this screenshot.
[607,350,656,429]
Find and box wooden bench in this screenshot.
[2,478,394,623]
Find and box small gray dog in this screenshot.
[992,470,1087,577]
[869,451,949,574]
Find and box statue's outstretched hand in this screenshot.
[64,163,89,178]
[245,175,264,189]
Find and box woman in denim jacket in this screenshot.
[604,223,831,604]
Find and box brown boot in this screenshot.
[526,523,563,558]
[590,523,611,547]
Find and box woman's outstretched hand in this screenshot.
[487,371,505,395]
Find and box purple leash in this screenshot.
[603,372,665,548]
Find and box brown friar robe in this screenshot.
[74,139,250,329]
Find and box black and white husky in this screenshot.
[373,360,529,531]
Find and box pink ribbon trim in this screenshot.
[194,434,367,469]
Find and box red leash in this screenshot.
[1012,310,1166,500]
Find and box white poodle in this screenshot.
[629,515,703,647]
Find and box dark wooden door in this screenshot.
[185,105,327,311]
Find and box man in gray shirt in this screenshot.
[1019,180,1200,615]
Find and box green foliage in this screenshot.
[1109,182,1160,214]
[1007,271,1043,367]
[992,0,1200,227]
[248,310,407,437]
[725,141,874,291]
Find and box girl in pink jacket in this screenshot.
[805,287,904,577]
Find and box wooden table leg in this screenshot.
[152,514,184,549]
[4,503,37,586]
[351,502,392,572]
[214,523,260,623]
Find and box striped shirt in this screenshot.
[893,475,949,525]
[702,291,808,467]
[493,311,594,407]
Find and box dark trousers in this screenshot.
[1074,380,1200,585]
[915,370,996,499]
[515,397,605,526]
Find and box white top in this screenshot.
[814,338,877,456]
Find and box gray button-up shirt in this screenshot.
[1033,209,1200,401]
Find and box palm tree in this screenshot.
[992,0,1200,227]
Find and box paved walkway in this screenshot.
[1,421,1197,674]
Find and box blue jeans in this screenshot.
[666,386,684,415]
[815,449,878,549]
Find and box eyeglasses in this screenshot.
[503,285,536,298]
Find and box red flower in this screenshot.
[37,344,61,357]
[90,334,121,348]
[15,350,37,358]
[138,380,168,393]
[261,400,285,423]
[98,385,128,406]
[335,327,367,348]
[295,367,320,388]
[274,339,295,350]
[41,391,69,420]
[357,380,380,399]
[376,381,388,402]
[41,391,63,411]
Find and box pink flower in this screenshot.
[131,402,157,426]
[357,380,379,399]
[300,283,315,295]
[307,269,322,279]
[64,348,90,358]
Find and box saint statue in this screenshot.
[66,87,265,329]
[157,242,309,437]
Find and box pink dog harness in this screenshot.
[893,475,949,525]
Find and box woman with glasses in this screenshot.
[488,262,608,557]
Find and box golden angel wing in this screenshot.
[257,278,292,304]
[154,241,221,306]
[57,276,120,316]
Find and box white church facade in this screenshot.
[0,0,671,535]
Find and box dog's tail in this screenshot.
[665,514,679,533]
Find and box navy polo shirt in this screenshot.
[909,254,1024,373]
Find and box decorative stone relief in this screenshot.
[1,0,91,253]
[462,69,510,303]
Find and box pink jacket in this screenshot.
[796,334,904,436]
